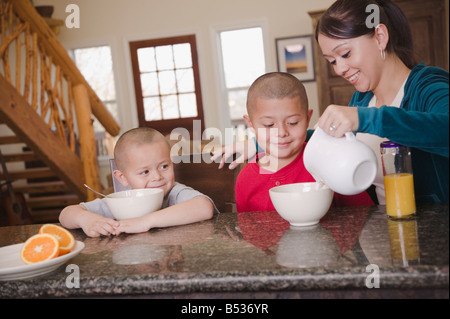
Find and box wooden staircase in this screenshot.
[0,0,120,224]
[0,135,79,222]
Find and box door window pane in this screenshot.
[176,69,194,93]
[141,73,159,96]
[179,93,197,117]
[143,97,162,121]
[158,70,177,95]
[173,43,192,68]
[155,45,174,70]
[137,47,157,72]
[161,95,179,119]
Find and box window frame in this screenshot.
[129,34,205,137]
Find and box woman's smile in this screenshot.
[346,71,361,85]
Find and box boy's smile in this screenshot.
[244,96,312,171]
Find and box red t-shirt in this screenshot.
[235,144,373,212]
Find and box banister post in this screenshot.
[73,83,101,201]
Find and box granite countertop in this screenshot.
[0,204,448,298]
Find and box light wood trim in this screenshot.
[73,84,101,201]
[7,0,120,137]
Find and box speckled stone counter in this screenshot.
[0,204,448,298]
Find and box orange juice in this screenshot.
[384,173,416,218]
[387,219,420,263]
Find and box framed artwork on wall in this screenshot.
[276,35,316,82]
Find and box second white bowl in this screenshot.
[269,182,334,226]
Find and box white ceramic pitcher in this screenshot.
[303,127,377,195]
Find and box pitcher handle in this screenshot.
[345,131,356,141]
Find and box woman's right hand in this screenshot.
[210,139,257,169]
[317,104,359,137]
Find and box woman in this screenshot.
[212,0,448,204]
[315,0,448,204]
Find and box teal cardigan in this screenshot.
[351,63,449,203]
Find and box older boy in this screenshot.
[235,72,373,212]
[60,127,217,237]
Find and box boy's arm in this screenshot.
[59,204,120,237]
[116,196,214,234]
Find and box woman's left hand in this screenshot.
[317,105,359,137]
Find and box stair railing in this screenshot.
[0,0,120,200]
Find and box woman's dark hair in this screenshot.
[315,0,416,68]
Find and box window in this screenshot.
[129,35,204,137]
[73,45,118,132]
[218,27,266,127]
[73,45,119,156]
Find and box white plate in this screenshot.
[0,240,84,281]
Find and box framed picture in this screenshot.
[276,35,316,82]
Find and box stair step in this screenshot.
[0,167,56,180]
[14,181,69,194]
[2,151,38,163]
[0,135,22,145]
[26,194,80,209]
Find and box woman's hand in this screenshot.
[317,105,359,137]
[210,139,256,169]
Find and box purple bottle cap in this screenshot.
[380,141,399,148]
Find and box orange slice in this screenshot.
[20,234,60,264]
[39,224,75,256]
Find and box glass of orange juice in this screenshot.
[380,142,416,219]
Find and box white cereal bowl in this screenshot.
[269,182,334,226]
[105,188,164,220]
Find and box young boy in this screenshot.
[60,127,217,237]
[235,72,373,212]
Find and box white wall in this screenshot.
[34,0,335,136]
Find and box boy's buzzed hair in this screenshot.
[114,127,169,170]
[246,72,309,116]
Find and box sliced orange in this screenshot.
[20,234,60,264]
[39,224,75,256]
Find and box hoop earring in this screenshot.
[380,49,386,60]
